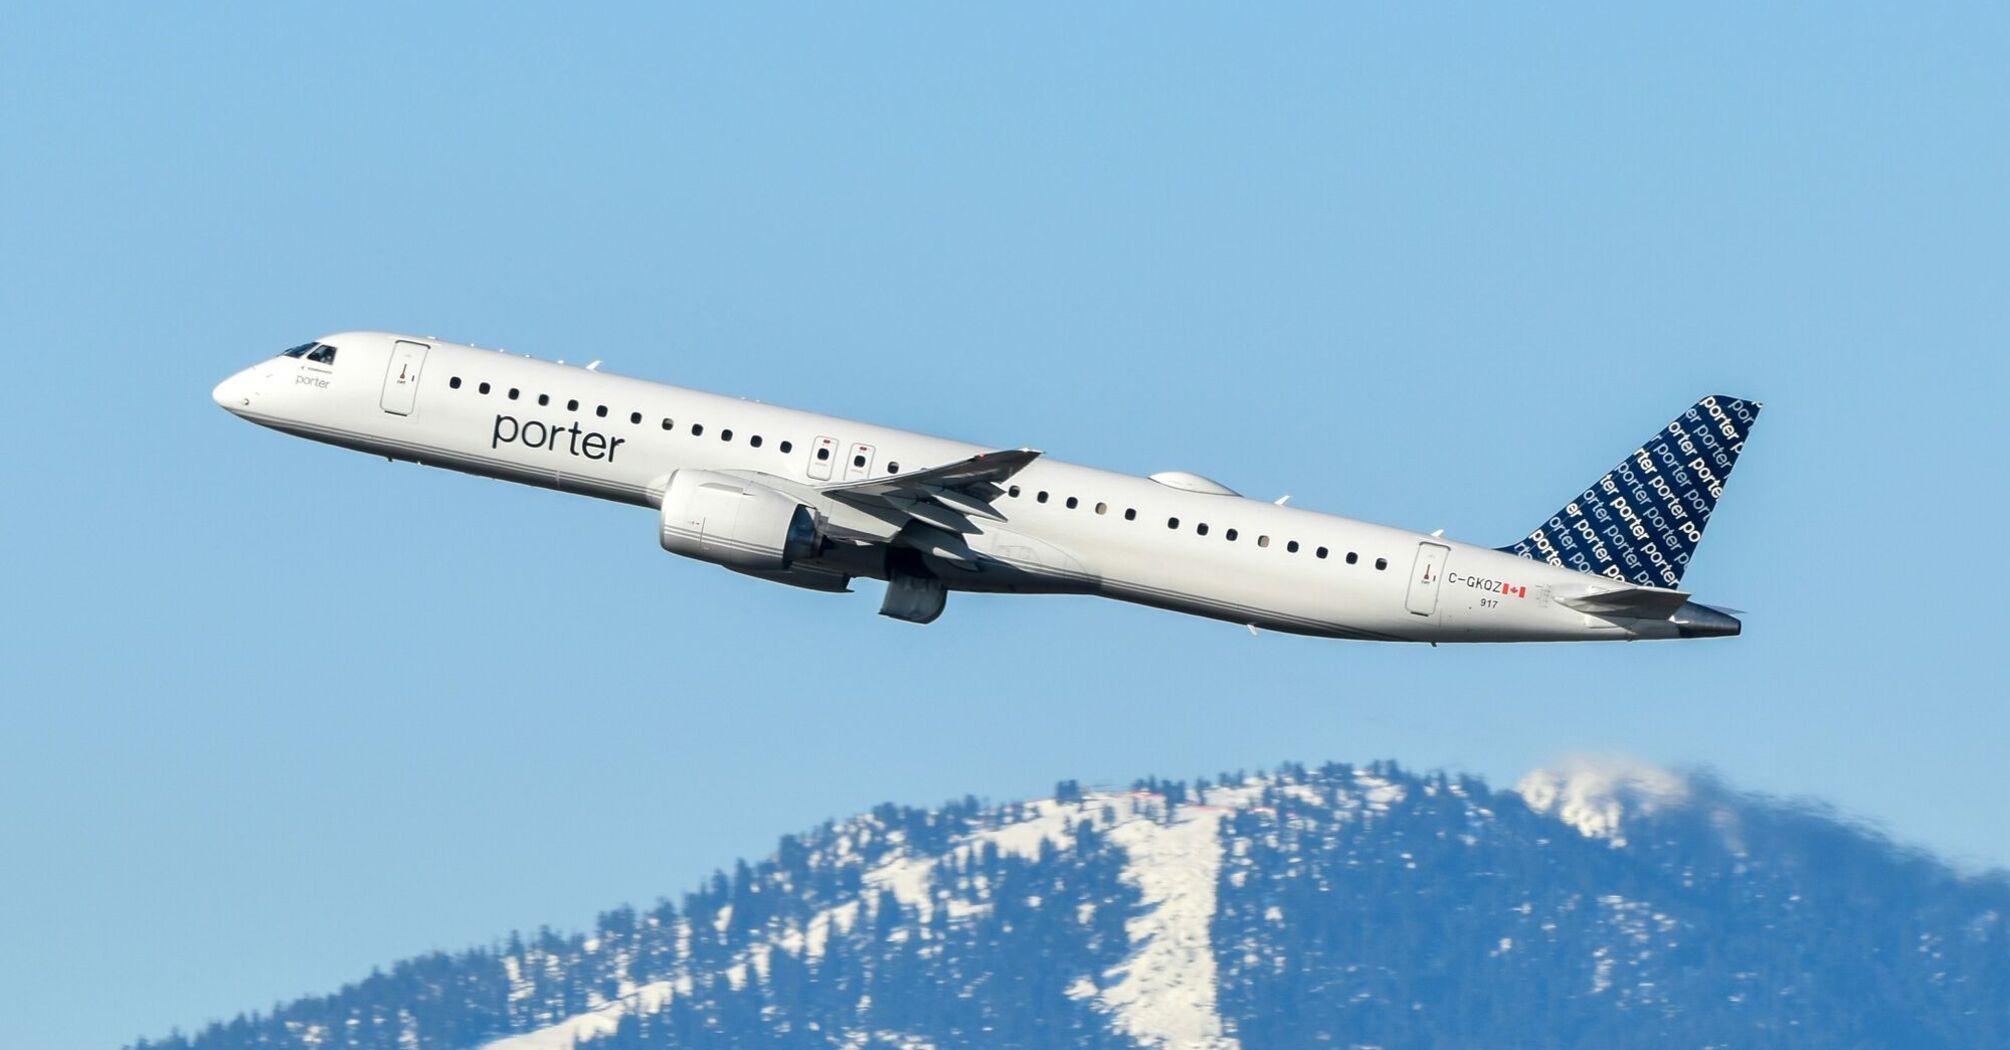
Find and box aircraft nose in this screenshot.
[212,369,255,412]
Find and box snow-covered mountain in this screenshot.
[133,761,2010,1049]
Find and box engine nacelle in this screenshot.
[659,470,821,572]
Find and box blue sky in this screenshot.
[4,5,2006,1046]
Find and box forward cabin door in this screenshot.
[380,340,429,415]
[1405,542,1450,616]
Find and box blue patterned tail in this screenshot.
[1498,395,1762,589]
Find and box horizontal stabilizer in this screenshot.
[1557,586,1692,619]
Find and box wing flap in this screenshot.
[927,487,1002,521]
[892,497,977,534]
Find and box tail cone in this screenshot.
[1671,601,1741,639]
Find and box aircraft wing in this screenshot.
[819,448,1040,530]
[1557,585,1693,620]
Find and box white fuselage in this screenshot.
[213,332,1703,643]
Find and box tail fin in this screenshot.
[1499,395,1762,589]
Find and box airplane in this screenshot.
[213,333,1760,643]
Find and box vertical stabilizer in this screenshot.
[1499,395,1761,588]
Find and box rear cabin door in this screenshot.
[1405,542,1450,616]
[380,340,429,415]
[844,441,877,482]
[807,435,839,481]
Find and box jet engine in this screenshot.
[659,470,822,572]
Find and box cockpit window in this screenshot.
[281,342,315,358]
[305,343,338,365]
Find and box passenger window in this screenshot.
[1124,508,1137,521]
[1066,496,1078,509]
[1287,541,1300,553]
[305,344,337,365]
[630,411,642,425]
[478,382,491,394]
[508,388,520,400]
[1375,557,1388,570]
[1316,547,1329,559]
[1346,552,1358,565]
[450,377,462,389]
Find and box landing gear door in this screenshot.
[380,340,429,416]
[1405,542,1450,617]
